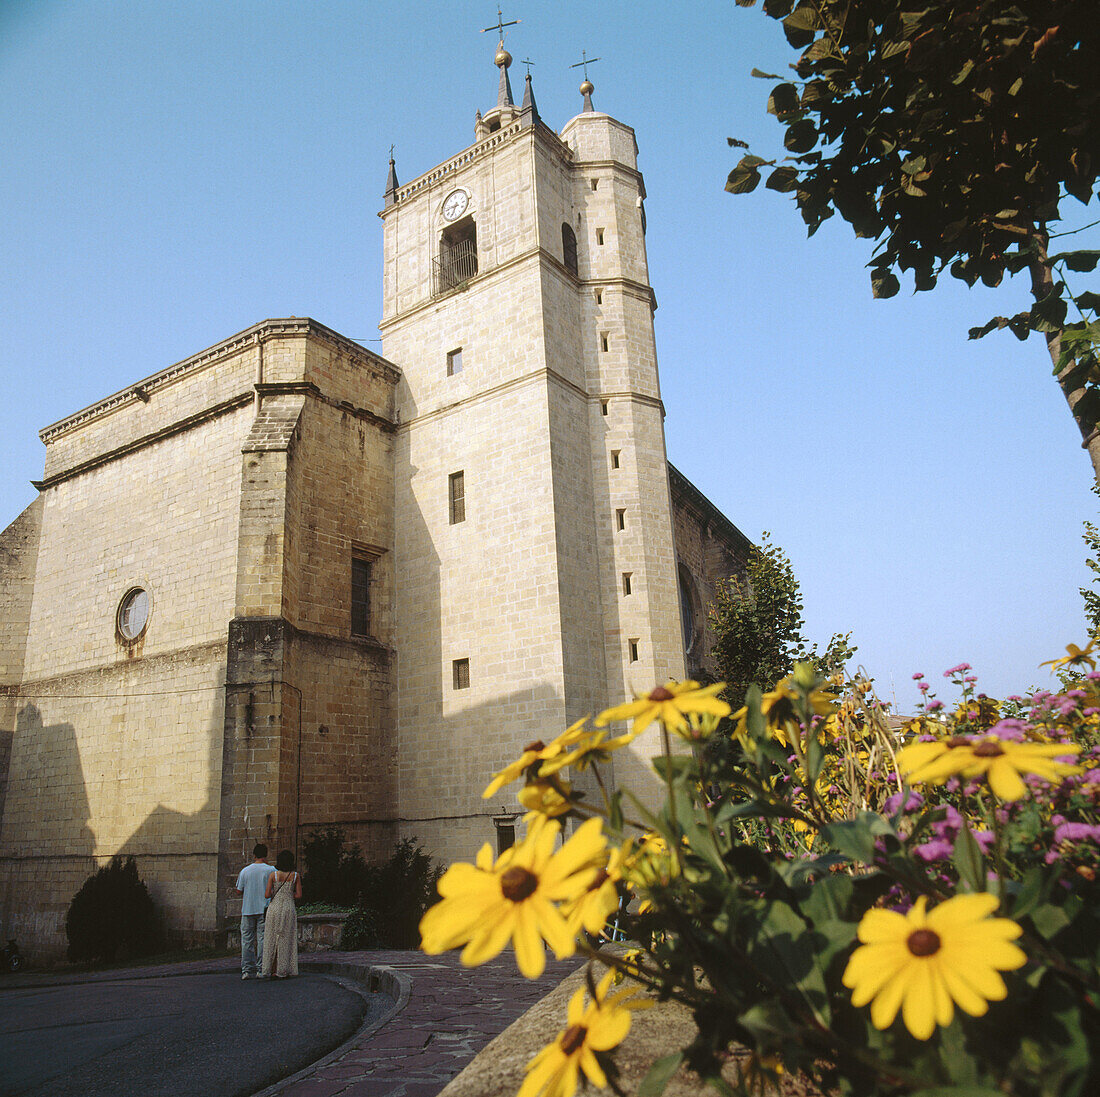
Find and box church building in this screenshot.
[0,43,750,961]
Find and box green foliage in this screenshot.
[65,856,163,962]
[606,671,1100,1096]
[303,829,443,949]
[730,1,1100,470]
[301,826,369,907]
[1081,486,1100,637]
[709,532,855,705]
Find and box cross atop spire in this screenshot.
[570,49,602,112]
[481,6,519,41]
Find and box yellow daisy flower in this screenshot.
[1040,640,1096,673]
[843,893,1026,1040]
[899,737,1081,800]
[562,845,624,936]
[731,675,836,747]
[483,718,592,799]
[595,680,730,738]
[518,970,651,1097]
[419,816,605,978]
[518,778,574,819]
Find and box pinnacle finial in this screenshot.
[570,49,602,112]
[384,147,399,207]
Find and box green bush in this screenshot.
[65,856,163,962]
[340,904,384,949]
[301,826,369,906]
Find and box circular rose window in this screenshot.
[117,587,150,641]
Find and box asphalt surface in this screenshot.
[0,970,379,1097]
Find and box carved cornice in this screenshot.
[667,463,753,560]
[38,318,400,444]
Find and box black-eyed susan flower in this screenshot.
[562,844,624,937]
[1040,640,1097,673]
[595,680,730,738]
[518,777,574,819]
[842,893,1025,1040]
[731,675,836,747]
[517,970,651,1097]
[899,736,1081,801]
[483,718,592,799]
[419,816,605,978]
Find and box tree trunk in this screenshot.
[1029,227,1100,486]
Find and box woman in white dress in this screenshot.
[261,849,301,978]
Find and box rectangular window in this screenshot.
[595,290,603,305]
[596,228,605,245]
[600,399,609,416]
[495,822,515,854]
[447,347,463,375]
[351,557,372,636]
[590,178,599,191]
[610,449,620,469]
[453,658,470,690]
[600,333,609,352]
[629,639,640,663]
[449,471,466,524]
[622,572,632,596]
[616,508,626,531]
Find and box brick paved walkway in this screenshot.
[267,950,580,1097]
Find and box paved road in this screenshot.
[0,970,377,1097]
[0,950,580,1097]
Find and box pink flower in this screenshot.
[944,663,972,676]
[927,700,944,712]
[912,672,925,680]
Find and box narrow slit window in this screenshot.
[628,639,640,663]
[449,471,466,524]
[453,658,470,690]
[596,228,605,245]
[600,400,609,416]
[590,178,599,191]
[622,572,632,596]
[495,822,515,854]
[561,223,578,276]
[600,333,609,352]
[447,347,463,376]
[595,290,603,305]
[610,449,620,469]
[616,508,626,531]
[351,557,372,637]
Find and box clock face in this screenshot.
[442,189,469,221]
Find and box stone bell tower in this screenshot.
[378,40,685,863]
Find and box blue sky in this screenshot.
[2,0,1096,712]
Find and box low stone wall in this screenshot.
[225,912,348,953]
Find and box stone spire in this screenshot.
[570,50,601,113]
[383,149,399,207]
[519,71,539,128]
[495,40,514,107]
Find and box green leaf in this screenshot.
[751,67,781,79]
[768,82,801,117]
[726,164,761,195]
[638,1052,684,1097]
[761,0,794,17]
[783,4,818,32]
[952,59,975,84]
[766,166,800,193]
[1051,250,1100,272]
[784,120,817,153]
[871,269,900,299]
[952,819,985,892]
[820,812,893,865]
[1008,76,1023,96]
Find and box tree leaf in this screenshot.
[1052,250,1100,273]
[726,163,762,195]
[871,269,900,299]
[768,82,801,117]
[784,119,817,153]
[766,166,800,192]
[751,67,782,79]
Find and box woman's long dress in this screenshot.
[261,871,298,977]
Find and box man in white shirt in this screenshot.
[235,843,275,979]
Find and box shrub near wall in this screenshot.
[65,856,163,962]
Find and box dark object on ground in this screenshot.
[0,939,21,973]
[65,856,163,962]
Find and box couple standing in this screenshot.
[235,842,301,979]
